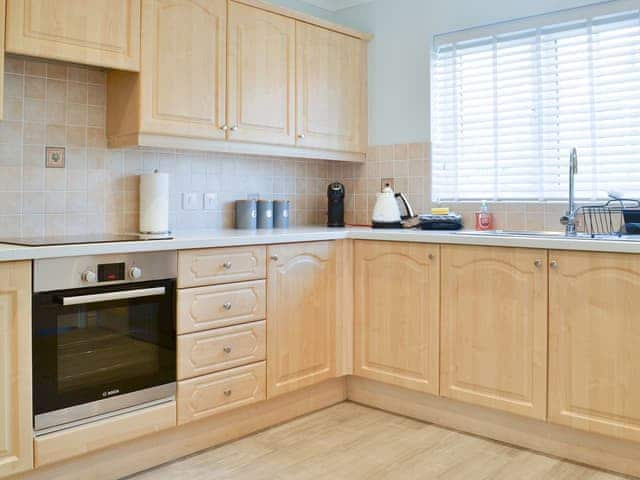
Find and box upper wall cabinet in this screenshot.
[227,2,295,145]
[296,22,366,153]
[107,0,370,161]
[5,0,141,71]
[108,0,227,142]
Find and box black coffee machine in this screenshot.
[327,182,345,227]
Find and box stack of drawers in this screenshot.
[176,246,268,425]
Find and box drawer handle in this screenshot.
[534,259,543,268]
[270,254,279,261]
[223,345,232,354]
[222,261,232,270]
[550,260,559,269]
[223,302,232,310]
[223,388,232,397]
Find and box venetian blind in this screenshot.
[431,0,640,201]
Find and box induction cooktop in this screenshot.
[0,234,173,247]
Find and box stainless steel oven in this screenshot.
[32,251,177,434]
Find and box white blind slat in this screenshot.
[432,3,640,202]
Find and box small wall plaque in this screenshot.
[45,146,65,168]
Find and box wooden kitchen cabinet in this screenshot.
[549,251,640,442]
[0,261,33,478]
[6,0,140,70]
[108,0,227,143]
[266,242,337,397]
[296,22,367,153]
[354,241,440,394]
[227,1,295,145]
[440,245,548,420]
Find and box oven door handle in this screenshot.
[61,287,166,306]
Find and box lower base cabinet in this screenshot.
[0,261,32,478]
[440,245,548,420]
[266,242,337,398]
[177,362,266,425]
[549,250,640,442]
[354,241,440,394]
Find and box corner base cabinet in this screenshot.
[354,241,440,394]
[266,242,337,398]
[0,261,32,478]
[440,245,548,420]
[549,250,640,442]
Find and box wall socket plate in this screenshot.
[381,178,395,191]
[204,192,218,210]
[182,192,201,210]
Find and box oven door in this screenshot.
[33,279,176,431]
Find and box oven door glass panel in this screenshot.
[33,280,176,417]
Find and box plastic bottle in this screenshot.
[475,200,494,231]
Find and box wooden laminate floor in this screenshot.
[130,402,631,480]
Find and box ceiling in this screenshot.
[297,0,372,12]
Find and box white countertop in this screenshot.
[1,226,640,261]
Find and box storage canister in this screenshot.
[257,200,274,229]
[273,200,290,228]
[235,199,257,229]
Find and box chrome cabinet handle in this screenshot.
[220,124,229,131]
[223,388,232,397]
[270,254,279,261]
[297,133,305,139]
[222,261,232,269]
[223,302,232,310]
[534,260,543,268]
[223,345,232,354]
[230,125,239,131]
[428,253,435,260]
[550,260,559,268]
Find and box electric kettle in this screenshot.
[371,186,417,228]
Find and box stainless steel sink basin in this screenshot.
[452,230,639,241]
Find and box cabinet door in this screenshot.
[0,262,32,478]
[267,242,337,397]
[549,251,640,442]
[441,246,548,419]
[354,241,439,394]
[6,0,140,70]
[139,0,226,138]
[227,2,295,145]
[296,22,366,153]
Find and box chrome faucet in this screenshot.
[560,148,579,236]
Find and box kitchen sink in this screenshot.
[452,230,640,241]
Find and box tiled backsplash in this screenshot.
[0,55,568,236]
[339,142,567,232]
[0,55,339,236]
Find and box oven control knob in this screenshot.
[129,266,143,280]
[81,270,97,283]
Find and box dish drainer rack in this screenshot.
[576,198,640,236]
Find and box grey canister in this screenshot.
[273,200,290,228]
[235,199,257,229]
[257,200,274,229]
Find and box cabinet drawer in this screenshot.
[177,280,266,334]
[178,246,266,288]
[178,321,266,379]
[177,362,266,425]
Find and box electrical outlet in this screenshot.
[381,178,395,191]
[204,192,218,210]
[182,192,201,210]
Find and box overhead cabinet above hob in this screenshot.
[106,0,370,161]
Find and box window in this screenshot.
[431,1,640,202]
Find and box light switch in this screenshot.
[182,192,201,210]
[204,192,218,210]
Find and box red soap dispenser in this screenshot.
[475,200,494,231]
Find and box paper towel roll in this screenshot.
[139,171,170,234]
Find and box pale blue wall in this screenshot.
[334,0,609,145]
[266,0,336,21]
